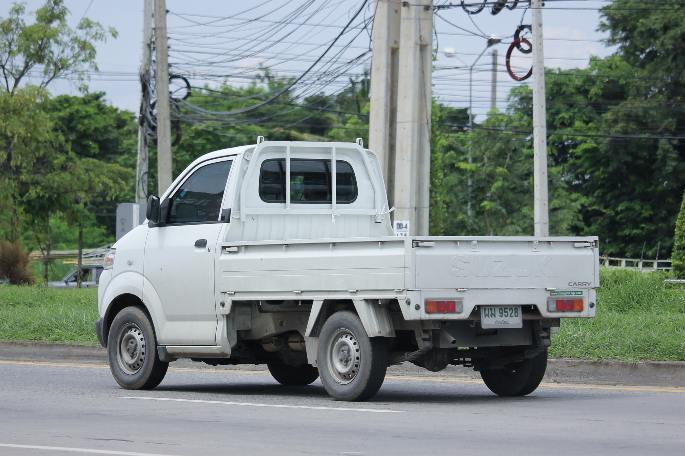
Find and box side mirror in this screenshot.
[146,195,161,225]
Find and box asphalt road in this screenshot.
[0,360,684,456]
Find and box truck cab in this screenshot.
[97,140,599,401]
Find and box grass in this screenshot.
[550,269,685,362]
[0,285,98,345]
[0,269,683,361]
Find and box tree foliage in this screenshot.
[0,1,125,282]
[0,86,57,242]
[539,56,685,257]
[0,0,116,93]
[46,92,136,231]
[672,191,685,278]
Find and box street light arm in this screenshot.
[470,44,490,70]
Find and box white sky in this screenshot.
[9,0,615,118]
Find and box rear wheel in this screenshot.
[267,363,319,386]
[107,306,168,390]
[480,349,548,397]
[317,311,388,401]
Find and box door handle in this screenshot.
[194,238,208,248]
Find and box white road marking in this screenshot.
[120,395,403,413]
[0,443,180,456]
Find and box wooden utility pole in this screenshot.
[393,0,432,236]
[532,0,549,236]
[368,0,400,204]
[136,0,153,210]
[154,0,173,195]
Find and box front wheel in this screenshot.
[317,311,388,401]
[267,363,319,386]
[107,306,168,390]
[480,349,548,397]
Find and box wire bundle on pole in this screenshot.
[456,0,526,15]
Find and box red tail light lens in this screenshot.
[548,298,584,312]
[425,299,463,314]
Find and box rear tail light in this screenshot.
[425,299,463,314]
[548,298,584,312]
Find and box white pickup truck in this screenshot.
[97,140,598,401]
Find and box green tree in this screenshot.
[430,101,468,234]
[46,92,137,234]
[481,52,685,256]
[0,86,56,242]
[0,0,120,278]
[0,0,116,93]
[672,191,685,278]
[426,0,685,252]
[431,86,582,237]
[597,0,685,256]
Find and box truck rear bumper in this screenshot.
[400,288,597,321]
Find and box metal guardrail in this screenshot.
[601,256,672,271]
[28,246,110,267]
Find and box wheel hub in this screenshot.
[117,324,146,375]
[328,329,360,384]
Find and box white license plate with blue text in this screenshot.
[480,305,522,329]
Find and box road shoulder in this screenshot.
[2,340,684,387]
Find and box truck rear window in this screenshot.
[259,159,357,204]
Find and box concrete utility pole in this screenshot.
[490,49,498,112]
[532,0,549,236]
[394,0,432,236]
[368,0,400,204]
[136,0,153,212]
[154,0,173,195]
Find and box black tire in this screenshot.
[267,363,319,386]
[107,306,168,390]
[317,311,388,401]
[480,349,548,397]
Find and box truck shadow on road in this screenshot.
[153,381,591,405]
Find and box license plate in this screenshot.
[480,305,522,329]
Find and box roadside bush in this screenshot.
[672,190,685,278]
[0,240,34,284]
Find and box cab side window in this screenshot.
[167,160,232,224]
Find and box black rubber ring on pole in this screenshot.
[506,39,533,81]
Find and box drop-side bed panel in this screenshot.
[216,238,407,296]
[412,236,599,290]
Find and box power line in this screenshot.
[175,0,370,117]
[436,121,685,141]
[79,0,96,21]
